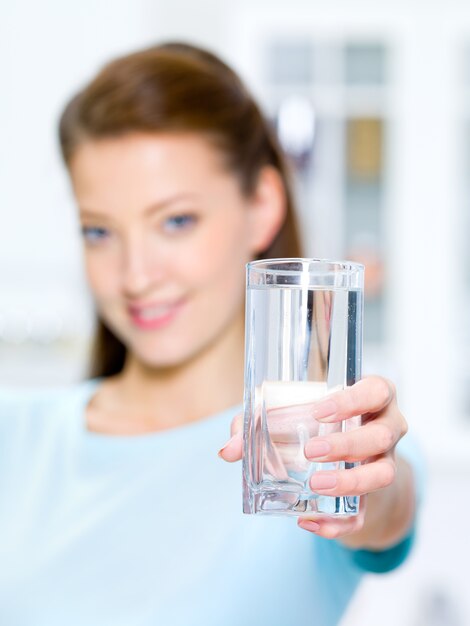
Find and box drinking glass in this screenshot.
[242,259,364,516]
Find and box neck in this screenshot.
[107,311,245,428]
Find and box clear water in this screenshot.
[243,286,363,516]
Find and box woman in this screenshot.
[0,42,419,625]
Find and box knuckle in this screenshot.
[386,378,397,398]
[376,377,394,405]
[353,516,364,533]
[348,384,363,411]
[375,423,395,453]
[381,459,397,487]
[348,469,361,494]
[399,414,409,438]
[340,434,356,460]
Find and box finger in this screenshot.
[310,376,396,423]
[309,455,396,496]
[297,502,366,539]
[218,432,242,462]
[305,416,407,462]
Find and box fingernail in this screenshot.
[310,473,337,490]
[312,399,337,421]
[217,434,237,458]
[305,439,332,459]
[298,520,321,532]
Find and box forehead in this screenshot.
[69,132,231,215]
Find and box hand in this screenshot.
[218,376,410,544]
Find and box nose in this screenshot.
[121,231,165,298]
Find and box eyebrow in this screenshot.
[79,192,199,220]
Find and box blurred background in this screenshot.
[1,1,469,624]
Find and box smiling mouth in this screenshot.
[128,299,185,330]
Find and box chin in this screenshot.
[129,339,196,370]
[136,354,189,369]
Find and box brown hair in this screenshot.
[58,42,302,378]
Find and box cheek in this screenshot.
[84,253,120,299]
[182,214,251,289]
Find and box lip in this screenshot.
[128,298,186,330]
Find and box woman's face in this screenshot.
[69,133,283,368]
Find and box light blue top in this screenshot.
[0,380,423,626]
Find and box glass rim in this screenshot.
[247,257,365,276]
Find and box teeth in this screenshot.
[136,306,173,320]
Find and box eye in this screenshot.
[162,214,197,234]
[81,226,110,244]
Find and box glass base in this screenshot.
[243,486,360,517]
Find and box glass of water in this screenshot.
[242,258,364,517]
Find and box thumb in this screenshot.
[218,412,243,462]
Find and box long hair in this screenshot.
[58,42,303,377]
